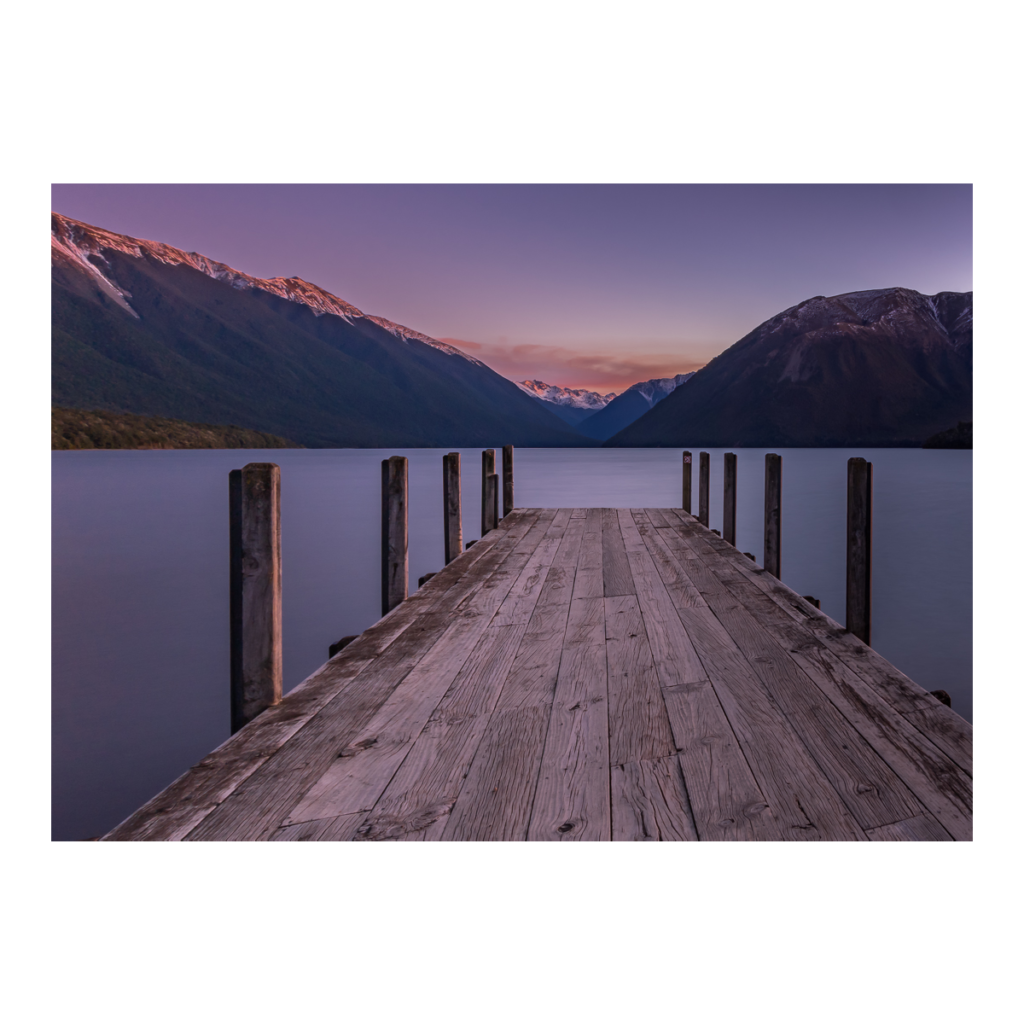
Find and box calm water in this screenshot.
[52,447,972,840]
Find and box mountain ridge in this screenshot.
[51,214,591,449]
[605,287,972,447]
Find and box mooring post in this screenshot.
[443,452,463,565]
[846,456,872,645]
[764,453,782,579]
[723,452,737,545]
[682,451,692,513]
[502,445,514,518]
[381,455,409,616]
[482,449,497,534]
[229,462,282,734]
[698,452,710,527]
[484,472,499,534]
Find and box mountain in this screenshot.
[514,379,616,426]
[605,288,972,448]
[51,213,590,448]
[577,373,696,440]
[922,421,972,449]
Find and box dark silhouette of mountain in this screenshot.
[605,288,972,448]
[922,421,972,449]
[51,213,590,448]
[578,373,695,440]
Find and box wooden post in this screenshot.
[698,452,710,527]
[484,472,499,534]
[846,456,872,645]
[443,452,463,564]
[723,452,737,545]
[682,451,692,513]
[229,462,282,734]
[381,455,408,616]
[502,445,514,518]
[481,449,495,535]
[479,452,495,540]
[764,453,782,579]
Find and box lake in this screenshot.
[51,446,972,840]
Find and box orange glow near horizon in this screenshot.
[438,338,705,395]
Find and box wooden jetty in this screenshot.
[104,505,972,841]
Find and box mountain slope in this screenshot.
[578,373,695,440]
[605,288,972,447]
[51,213,589,448]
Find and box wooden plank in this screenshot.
[670,603,867,839]
[442,706,552,840]
[601,507,635,597]
[611,757,699,841]
[570,508,604,599]
[494,568,575,712]
[528,641,611,841]
[346,622,530,841]
[634,515,707,609]
[281,519,561,827]
[665,505,974,768]
[644,508,672,528]
[605,594,675,765]
[615,511,781,840]
[283,621,526,826]
[903,703,973,776]
[104,521,535,841]
[270,813,365,841]
[638,519,867,840]
[663,515,973,839]
[181,510,548,839]
[647,521,925,832]
[866,814,953,841]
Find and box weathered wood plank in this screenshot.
[280,517,561,828]
[442,707,552,840]
[348,622,529,841]
[528,641,611,841]
[660,512,973,840]
[616,511,781,840]
[611,757,699,841]
[571,508,605,599]
[605,594,675,765]
[665,505,973,765]
[270,813,365,841]
[649,525,925,832]
[105,520,537,841]
[866,814,953,841]
[601,507,635,597]
[181,510,547,839]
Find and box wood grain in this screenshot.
[611,757,698,841]
[866,814,953,841]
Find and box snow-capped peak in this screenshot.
[624,373,695,407]
[50,212,486,366]
[515,380,616,410]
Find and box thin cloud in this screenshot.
[439,338,705,393]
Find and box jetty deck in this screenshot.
[104,508,972,841]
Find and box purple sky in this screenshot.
[51,184,972,393]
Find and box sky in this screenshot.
[51,184,972,394]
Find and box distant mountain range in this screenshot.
[513,380,616,426]
[51,214,972,450]
[51,214,589,448]
[515,373,695,439]
[606,288,972,448]
[577,373,695,440]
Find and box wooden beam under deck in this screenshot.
[103,509,972,842]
